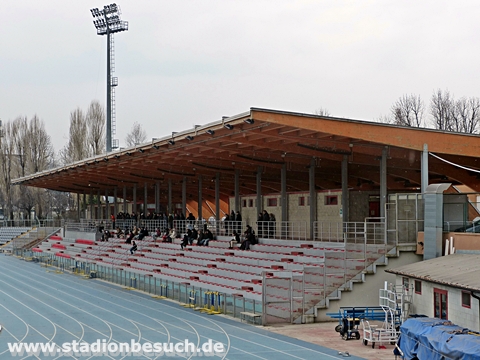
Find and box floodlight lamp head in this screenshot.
[168,139,175,146]
[244,119,254,124]
[206,129,215,135]
[224,124,234,130]
[185,135,194,141]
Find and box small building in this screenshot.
[386,253,480,331]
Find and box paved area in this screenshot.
[264,322,398,360]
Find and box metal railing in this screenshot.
[16,250,262,323]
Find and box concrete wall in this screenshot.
[317,251,422,321]
[395,276,480,331]
[230,190,345,228]
[348,191,376,222]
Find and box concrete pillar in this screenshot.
[342,155,349,223]
[113,187,118,218]
[309,158,317,240]
[133,184,137,216]
[281,164,287,222]
[155,181,160,213]
[144,182,148,215]
[256,166,263,213]
[182,176,187,217]
[168,179,172,214]
[198,175,203,220]
[123,186,127,214]
[215,172,220,221]
[422,143,429,194]
[234,169,240,213]
[380,147,387,219]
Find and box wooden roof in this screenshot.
[12,108,480,203]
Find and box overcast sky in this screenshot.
[2,1,480,153]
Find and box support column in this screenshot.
[133,184,137,216]
[422,143,429,194]
[144,182,148,216]
[215,172,220,221]
[97,190,101,219]
[281,164,287,222]
[198,175,203,221]
[380,147,387,219]
[83,193,87,219]
[90,190,94,219]
[234,169,240,213]
[105,189,109,221]
[155,181,160,213]
[341,155,349,223]
[123,186,127,214]
[168,179,172,214]
[256,166,263,213]
[182,176,187,216]
[114,187,118,218]
[309,158,317,240]
[77,193,81,221]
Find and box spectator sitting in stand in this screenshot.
[116,227,124,238]
[229,230,241,249]
[164,228,176,243]
[136,227,149,240]
[199,228,214,246]
[102,229,112,242]
[125,231,134,244]
[190,227,198,245]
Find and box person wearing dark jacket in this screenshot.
[130,241,137,255]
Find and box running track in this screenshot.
[0,255,365,359]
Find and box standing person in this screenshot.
[130,240,137,255]
[269,213,276,237]
[262,210,270,238]
[235,211,242,233]
[110,213,116,229]
[257,213,263,237]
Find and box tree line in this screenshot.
[0,100,147,221]
[381,89,480,133]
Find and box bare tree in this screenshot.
[391,94,424,127]
[125,122,147,147]
[430,89,455,130]
[314,108,331,117]
[376,114,393,124]
[86,100,105,156]
[60,108,88,165]
[0,122,16,220]
[452,97,480,134]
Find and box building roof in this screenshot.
[385,254,480,292]
[10,107,480,203]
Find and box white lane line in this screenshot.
[2,257,340,359]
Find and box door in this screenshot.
[434,288,448,319]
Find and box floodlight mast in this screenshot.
[90,3,128,153]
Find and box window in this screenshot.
[248,199,253,208]
[299,196,305,206]
[267,198,277,207]
[325,195,338,205]
[414,280,422,294]
[462,291,471,309]
[402,277,410,291]
[242,200,247,208]
[434,288,448,319]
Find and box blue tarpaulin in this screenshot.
[398,317,480,360]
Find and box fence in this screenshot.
[15,250,262,321]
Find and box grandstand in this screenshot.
[25,220,407,326]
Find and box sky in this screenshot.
[2,0,480,153]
